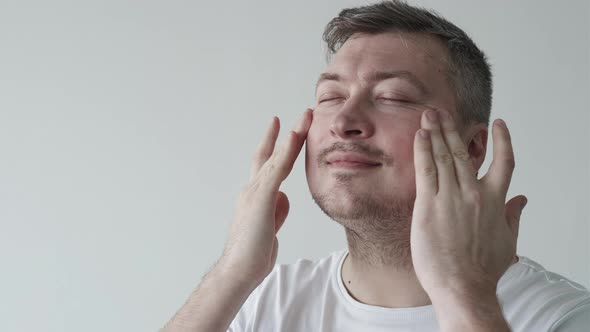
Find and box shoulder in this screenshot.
[498,255,590,331]
[499,256,589,303]
[259,249,346,294]
[228,250,346,331]
[253,250,346,311]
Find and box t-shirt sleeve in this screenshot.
[550,303,590,332]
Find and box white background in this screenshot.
[0,1,588,331]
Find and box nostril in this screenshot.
[344,129,362,136]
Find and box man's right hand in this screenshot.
[160,109,313,332]
[219,108,313,286]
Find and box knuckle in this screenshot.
[435,152,454,164]
[504,157,515,170]
[265,155,284,177]
[445,127,459,135]
[452,149,470,161]
[421,166,437,177]
[265,161,275,176]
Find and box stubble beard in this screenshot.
[311,174,416,270]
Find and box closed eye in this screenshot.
[318,97,343,103]
[379,98,411,103]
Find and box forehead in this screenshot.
[325,31,450,80]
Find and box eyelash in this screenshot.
[318,97,409,104]
[318,97,339,103]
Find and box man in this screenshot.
[162,1,590,331]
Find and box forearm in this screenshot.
[160,261,259,332]
[431,289,510,332]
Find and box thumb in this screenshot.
[505,195,527,238]
[270,236,279,267]
[274,191,290,233]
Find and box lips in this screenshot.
[326,152,382,166]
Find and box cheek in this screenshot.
[305,115,328,158]
[308,111,329,136]
[381,134,415,175]
[377,124,420,178]
[378,116,420,156]
[397,134,416,159]
[305,121,321,174]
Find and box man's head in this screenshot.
[305,0,491,265]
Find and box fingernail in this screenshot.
[419,129,430,139]
[497,119,507,128]
[521,197,528,209]
[426,110,439,122]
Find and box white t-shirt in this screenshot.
[229,250,590,331]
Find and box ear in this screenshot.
[465,123,488,175]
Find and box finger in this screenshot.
[270,236,279,266]
[259,109,313,189]
[292,108,314,146]
[438,109,477,191]
[484,119,515,197]
[421,109,457,192]
[274,191,289,233]
[504,195,527,240]
[413,128,437,195]
[250,116,280,180]
[274,109,313,182]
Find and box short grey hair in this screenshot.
[323,0,492,127]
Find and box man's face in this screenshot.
[306,32,457,226]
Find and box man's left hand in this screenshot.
[410,109,527,329]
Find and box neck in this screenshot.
[342,228,431,308]
[341,229,521,308]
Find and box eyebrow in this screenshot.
[314,70,429,96]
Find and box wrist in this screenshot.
[430,288,509,332]
[215,257,265,291]
[425,273,498,306]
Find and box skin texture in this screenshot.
[412,109,525,331]
[162,31,526,332]
[306,32,488,269]
[161,110,314,332]
[306,31,526,328]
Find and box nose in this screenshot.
[329,97,375,139]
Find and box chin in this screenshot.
[311,184,379,222]
[310,177,416,226]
